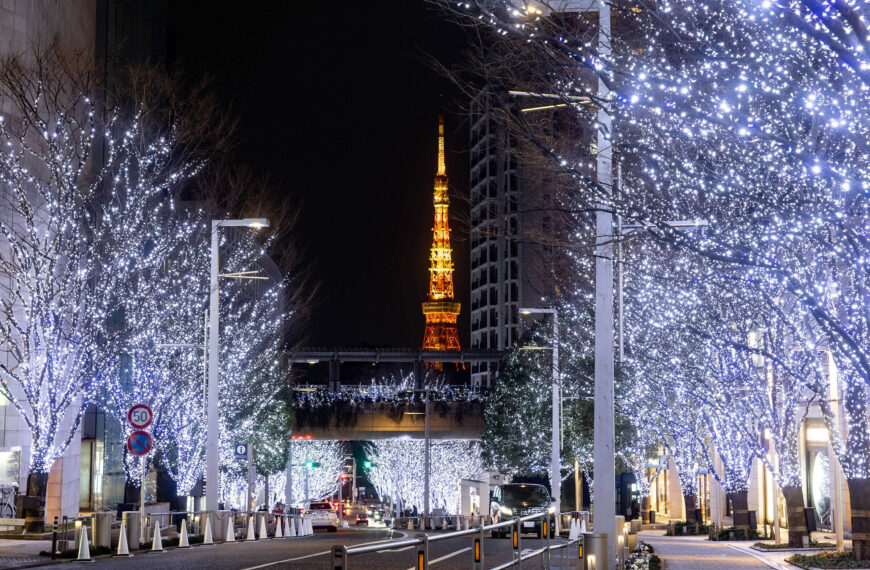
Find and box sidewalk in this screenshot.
[0,538,53,568]
[639,530,803,570]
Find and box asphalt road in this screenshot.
[39,526,582,569]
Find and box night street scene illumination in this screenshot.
[0,2,867,570]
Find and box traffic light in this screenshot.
[305,461,321,468]
[363,461,372,468]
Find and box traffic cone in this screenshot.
[285,515,293,538]
[568,518,578,540]
[307,517,313,535]
[579,518,587,533]
[442,517,447,530]
[258,513,268,539]
[114,520,133,557]
[225,516,236,543]
[178,519,191,548]
[246,513,257,541]
[288,516,296,537]
[202,514,214,546]
[274,515,284,539]
[149,522,164,553]
[74,524,93,563]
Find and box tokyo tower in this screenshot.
[422,116,461,354]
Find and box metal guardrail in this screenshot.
[332,511,586,569]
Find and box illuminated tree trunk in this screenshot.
[727,490,750,530]
[781,486,807,548]
[641,496,651,523]
[683,493,698,523]
[23,472,49,533]
[848,479,870,560]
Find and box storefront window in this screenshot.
[0,451,20,485]
[810,451,832,528]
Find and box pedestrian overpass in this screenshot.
[288,347,503,440]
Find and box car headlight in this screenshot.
[500,506,513,516]
[548,506,556,514]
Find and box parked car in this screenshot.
[489,483,554,538]
[356,513,368,525]
[306,500,339,532]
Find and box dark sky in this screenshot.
[167,1,470,348]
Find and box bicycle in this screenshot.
[0,484,18,519]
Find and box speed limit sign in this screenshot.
[127,404,153,429]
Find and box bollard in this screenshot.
[472,525,484,570]
[331,544,347,570]
[51,516,58,560]
[74,523,93,563]
[415,533,428,570]
[544,517,551,568]
[584,533,608,570]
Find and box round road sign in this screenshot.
[127,404,153,429]
[126,430,152,456]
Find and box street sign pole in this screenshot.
[247,444,253,512]
[140,455,146,544]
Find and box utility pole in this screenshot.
[592,3,616,567]
[352,457,357,506]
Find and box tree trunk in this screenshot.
[848,478,870,560]
[265,474,270,509]
[727,490,750,530]
[23,472,49,533]
[641,495,651,523]
[781,486,808,548]
[684,493,697,523]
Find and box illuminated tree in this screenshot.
[368,439,483,514]
[286,440,344,506]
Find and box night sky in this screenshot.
[167,1,470,349]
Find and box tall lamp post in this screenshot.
[206,218,269,514]
[519,307,560,533]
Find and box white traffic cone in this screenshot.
[258,513,269,539]
[225,517,236,543]
[114,520,133,557]
[307,517,313,535]
[288,516,296,537]
[149,522,164,553]
[274,515,284,539]
[579,518,587,533]
[442,517,447,530]
[178,519,191,548]
[202,514,214,546]
[285,515,293,538]
[568,518,578,540]
[246,513,257,541]
[74,524,93,563]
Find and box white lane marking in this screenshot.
[241,550,330,569]
[726,544,793,570]
[405,546,472,570]
[240,534,402,569]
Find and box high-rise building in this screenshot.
[468,87,559,388]
[422,116,462,356]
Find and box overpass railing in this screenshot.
[331,511,585,569]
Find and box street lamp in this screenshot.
[519,307,561,533]
[206,218,269,514]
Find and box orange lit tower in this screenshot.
[422,116,461,353]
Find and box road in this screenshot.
[39,526,581,569]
